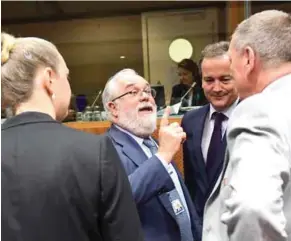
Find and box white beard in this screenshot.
[117,104,157,137]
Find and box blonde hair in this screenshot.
[1,32,61,108]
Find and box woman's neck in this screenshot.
[15,101,56,120]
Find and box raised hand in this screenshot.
[157,106,186,163]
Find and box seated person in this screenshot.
[171,59,208,107]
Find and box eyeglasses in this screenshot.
[111,88,156,102]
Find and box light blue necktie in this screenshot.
[143,138,194,241]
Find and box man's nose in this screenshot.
[212,80,222,92]
[139,91,150,101]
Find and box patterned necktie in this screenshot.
[143,138,158,154]
[206,112,227,178]
[143,138,194,241]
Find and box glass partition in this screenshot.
[3,1,289,122]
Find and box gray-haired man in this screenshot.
[203,10,291,241]
[102,69,202,241]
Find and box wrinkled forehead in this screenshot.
[118,74,150,91]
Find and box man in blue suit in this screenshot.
[102,69,201,241]
[181,42,239,222]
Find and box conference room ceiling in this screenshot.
[2,1,226,24]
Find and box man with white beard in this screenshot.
[102,69,202,241]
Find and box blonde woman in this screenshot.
[1,33,143,241]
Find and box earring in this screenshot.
[52,93,56,100]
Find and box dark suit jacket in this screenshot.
[181,105,227,221]
[171,83,208,107]
[1,112,143,241]
[107,125,202,241]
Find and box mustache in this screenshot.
[137,103,156,111]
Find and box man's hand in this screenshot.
[157,106,186,163]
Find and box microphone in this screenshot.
[171,82,196,114]
[91,90,103,108]
[157,82,197,116]
[180,82,196,102]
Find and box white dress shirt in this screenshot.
[114,124,191,220]
[201,98,239,162]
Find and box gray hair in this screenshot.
[231,10,291,68]
[102,68,138,121]
[201,41,230,59]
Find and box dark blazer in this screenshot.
[181,105,227,221]
[170,83,208,107]
[107,125,202,241]
[1,112,143,241]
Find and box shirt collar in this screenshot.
[263,73,291,93]
[114,124,147,146]
[208,97,239,121]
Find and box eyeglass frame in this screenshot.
[111,87,156,102]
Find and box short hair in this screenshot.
[232,10,291,67]
[201,41,230,59]
[1,32,61,108]
[102,68,138,121]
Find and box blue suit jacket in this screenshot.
[181,105,227,221]
[107,125,202,241]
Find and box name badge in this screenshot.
[171,199,185,215]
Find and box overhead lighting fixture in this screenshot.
[120,56,126,59]
[169,38,193,63]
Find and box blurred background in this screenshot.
[2,1,291,121]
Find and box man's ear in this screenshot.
[107,102,118,118]
[243,46,255,75]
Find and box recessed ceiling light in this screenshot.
[120,56,126,59]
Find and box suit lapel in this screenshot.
[108,125,178,221]
[174,164,201,230]
[207,99,241,196]
[207,148,230,203]
[158,193,176,220]
[108,125,148,166]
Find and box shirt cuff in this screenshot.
[155,153,171,172]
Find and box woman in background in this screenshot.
[1,32,143,241]
[171,58,207,107]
